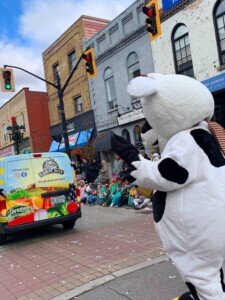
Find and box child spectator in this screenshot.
[133,193,151,210]
[79,180,88,204]
[87,183,98,205]
[128,186,139,207]
[110,177,124,207]
[120,178,131,207]
[97,183,109,206]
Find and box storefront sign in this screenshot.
[162,0,181,12]
[0,145,14,157]
[96,117,118,131]
[202,73,225,93]
[117,108,145,125]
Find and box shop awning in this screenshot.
[76,128,93,148]
[49,132,79,152]
[49,140,60,152]
[94,131,114,152]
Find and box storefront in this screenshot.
[202,72,225,128]
[0,145,15,158]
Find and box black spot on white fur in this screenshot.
[158,158,189,184]
[191,129,225,167]
[151,191,166,223]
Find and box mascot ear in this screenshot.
[111,134,140,164]
[127,76,159,98]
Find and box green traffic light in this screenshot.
[5,84,11,90]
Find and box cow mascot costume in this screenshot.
[111,73,225,300]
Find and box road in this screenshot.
[0,205,185,300]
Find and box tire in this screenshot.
[0,234,7,245]
[62,219,76,229]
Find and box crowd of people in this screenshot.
[73,148,160,210]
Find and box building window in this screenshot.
[133,125,141,144]
[20,113,26,131]
[122,129,131,142]
[172,24,194,77]
[104,67,117,110]
[127,52,141,81]
[2,123,8,142]
[57,105,61,121]
[53,63,60,81]
[68,50,76,72]
[74,95,83,113]
[214,1,225,65]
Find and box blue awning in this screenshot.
[76,128,93,148]
[49,132,79,152]
[49,140,60,152]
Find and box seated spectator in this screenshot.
[97,182,109,206]
[128,186,139,207]
[133,194,151,210]
[78,180,88,204]
[81,182,95,204]
[109,177,124,207]
[105,178,118,206]
[87,183,98,206]
[119,178,132,207]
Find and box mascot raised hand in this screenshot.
[111,73,225,300]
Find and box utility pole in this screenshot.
[4,51,86,159]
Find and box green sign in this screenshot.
[23,149,32,154]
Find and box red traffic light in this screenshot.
[3,71,11,79]
[142,5,155,17]
[82,53,92,62]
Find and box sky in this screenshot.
[0,0,135,107]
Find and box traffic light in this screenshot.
[0,68,15,92]
[82,48,97,79]
[142,0,161,42]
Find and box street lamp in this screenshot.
[6,117,25,155]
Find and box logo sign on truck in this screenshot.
[39,158,64,177]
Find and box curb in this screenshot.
[52,254,169,300]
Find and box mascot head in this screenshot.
[128,73,214,144]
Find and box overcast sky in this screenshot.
[0,0,135,107]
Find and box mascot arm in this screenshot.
[131,134,199,192]
[111,134,140,165]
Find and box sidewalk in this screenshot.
[0,206,165,300]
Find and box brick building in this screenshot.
[0,88,51,156]
[42,15,109,161]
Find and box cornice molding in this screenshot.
[96,25,147,65]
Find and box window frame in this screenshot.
[2,123,8,142]
[104,67,117,111]
[172,24,194,77]
[214,1,225,66]
[68,50,77,72]
[127,52,141,82]
[74,95,83,113]
[53,63,60,82]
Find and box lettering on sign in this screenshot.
[117,108,145,125]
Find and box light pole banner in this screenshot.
[162,0,181,12]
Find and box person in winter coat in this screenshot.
[112,154,123,181]
[98,160,109,183]
[88,157,100,183]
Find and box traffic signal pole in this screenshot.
[4,50,88,159]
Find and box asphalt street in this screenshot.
[58,258,187,300]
